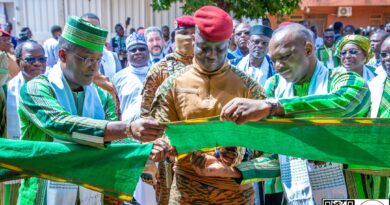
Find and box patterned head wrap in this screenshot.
[62,16,108,52]
[125,32,147,50]
[335,35,373,63]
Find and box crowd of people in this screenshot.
[0,4,389,205]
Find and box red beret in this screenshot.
[175,16,195,30]
[194,6,233,41]
[0,29,10,37]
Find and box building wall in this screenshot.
[7,0,184,43]
[269,5,390,36]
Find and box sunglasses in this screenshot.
[129,47,147,53]
[380,52,390,59]
[324,36,334,39]
[235,31,250,36]
[22,57,47,64]
[340,49,361,57]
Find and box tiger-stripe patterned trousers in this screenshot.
[169,174,255,205]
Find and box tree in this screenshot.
[151,0,302,19]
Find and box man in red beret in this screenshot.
[140,15,196,205]
[150,5,266,204]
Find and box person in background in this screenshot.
[343,25,355,36]
[168,30,176,54]
[333,21,344,42]
[300,20,310,29]
[18,27,33,44]
[311,25,324,49]
[111,23,127,69]
[385,23,390,34]
[145,26,165,64]
[7,40,46,140]
[368,30,389,69]
[113,33,150,122]
[162,25,171,55]
[232,22,251,59]
[3,22,17,49]
[0,29,19,77]
[262,18,272,28]
[237,25,275,86]
[316,28,340,69]
[336,35,376,82]
[43,25,62,68]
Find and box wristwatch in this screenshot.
[264,98,280,116]
[124,121,133,138]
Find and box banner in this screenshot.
[0,139,152,200]
[165,117,390,168]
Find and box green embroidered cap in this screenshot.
[62,16,108,52]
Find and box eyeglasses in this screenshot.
[22,57,47,64]
[70,52,102,65]
[380,52,390,59]
[235,31,250,36]
[250,40,269,46]
[128,47,147,53]
[340,49,361,57]
[324,36,334,39]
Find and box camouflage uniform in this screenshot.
[141,52,193,205]
[150,61,266,204]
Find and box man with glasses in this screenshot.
[221,23,370,204]
[232,23,251,60]
[113,33,150,122]
[237,25,275,86]
[17,16,168,205]
[316,28,340,69]
[7,40,46,140]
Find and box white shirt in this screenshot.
[43,37,59,68]
[112,64,150,122]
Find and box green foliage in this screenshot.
[151,0,301,19]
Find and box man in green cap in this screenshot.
[17,16,167,205]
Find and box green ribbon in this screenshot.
[0,139,153,200]
[165,118,390,168]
